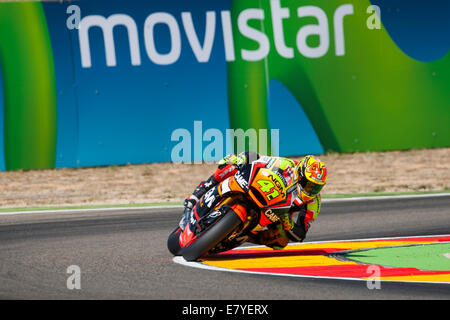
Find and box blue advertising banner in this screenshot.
[0,0,448,170]
[39,0,323,169]
[49,0,238,168]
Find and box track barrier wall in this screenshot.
[0,0,449,170]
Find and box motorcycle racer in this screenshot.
[176,151,328,251]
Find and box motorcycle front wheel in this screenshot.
[181,211,242,262]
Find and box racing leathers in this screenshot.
[184,151,322,250]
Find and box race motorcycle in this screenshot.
[168,157,298,261]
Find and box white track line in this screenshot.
[0,192,448,216]
[0,205,183,216]
[173,234,450,285]
[323,193,450,202]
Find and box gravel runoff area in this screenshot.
[0,148,449,209]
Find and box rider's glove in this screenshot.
[218,154,247,168]
[184,195,199,210]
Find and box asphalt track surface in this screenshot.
[0,195,449,300]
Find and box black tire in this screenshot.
[182,212,242,261]
[167,226,183,256]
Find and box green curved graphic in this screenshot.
[345,243,450,271]
[228,0,450,153]
[0,2,57,170]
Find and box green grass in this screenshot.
[0,201,183,213]
[323,189,450,199]
[0,189,448,213]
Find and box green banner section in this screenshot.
[227,0,450,153]
[0,2,57,170]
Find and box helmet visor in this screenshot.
[299,176,324,197]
